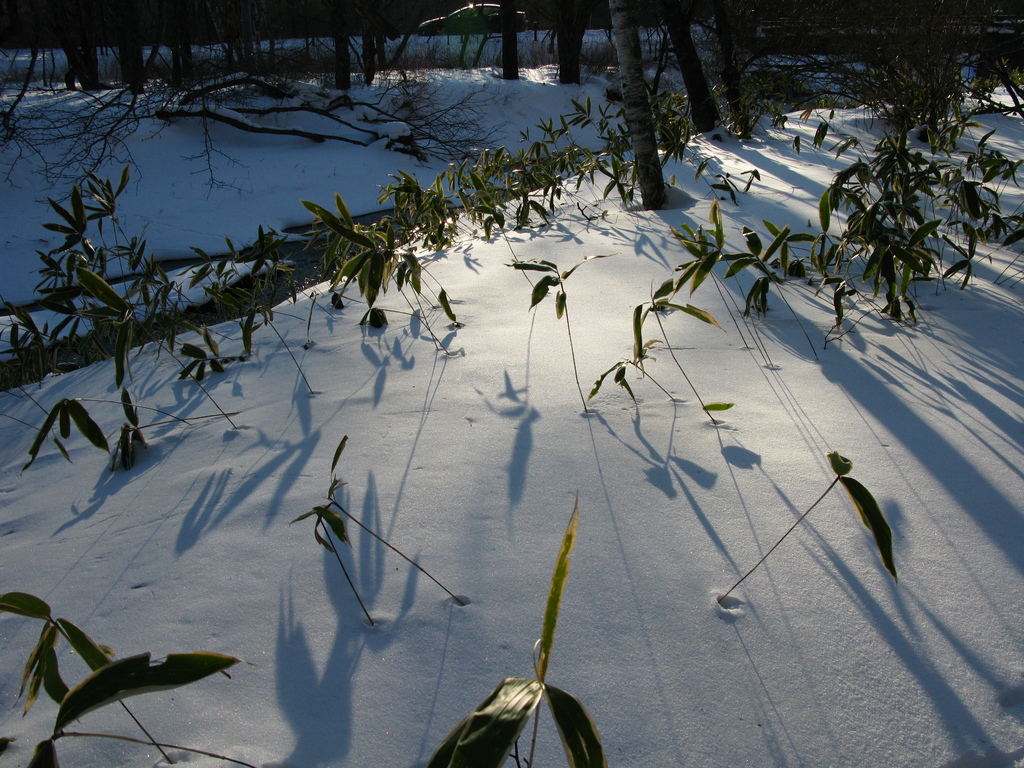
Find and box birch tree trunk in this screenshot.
[608,0,666,210]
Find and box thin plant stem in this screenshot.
[319,520,374,626]
[561,300,589,413]
[265,319,315,395]
[119,702,173,764]
[57,732,259,768]
[328,499,466,606]
[49,620,172,764]
[718,475,841,604]
[651,308,717,424]
[526,706,542,768]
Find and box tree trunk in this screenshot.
[555,0,601,85]
[363,30,377,85]
[501,0,519,80]
[112,0,146,93]
[51,0,102,91]
[328,0,351,90]
[608,0,666,209]
[660,0,718,132]
[170,0,195,87]
[712,0,746,135]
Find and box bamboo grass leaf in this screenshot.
[55,652,239,731]
[0,592,52,619]
[545,684,608,768]
[426,678,544,768]
[537,497,579,684]
[26,739,58,768]
[55,619,113,671]
[838,477,897,581]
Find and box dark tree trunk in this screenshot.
[554,0,601,85]
[51,0,102,90]
[112,0,146,93]
[660,0,718,132]
[363,30,377,85]
[609,0,666,209]
[0,0,21,46]
[501,0,519,80]
[712,0,745,134]
[328,0,351,90]
[170,0,195,86]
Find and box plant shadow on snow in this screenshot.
[274,493,423,768]
[477,370,539,510]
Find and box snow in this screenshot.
[3,65,1024,768]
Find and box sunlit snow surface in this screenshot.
[2,60,1024,768]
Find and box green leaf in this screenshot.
[828,452,853,476]
[703,402,734,412]
[64,400,109,453]
[819,190,831,233]
[529,274,560,310]
[555,290,567,319]
[55,652,238,731]
[24,402,63,471]
[331,435,349,475]
[22,624,59,713]
[26,739,58,768]
[0,592,52,619]
[40,647,69,705]
[438,290,458,324]
[538,497,579,683]
[426,677,544,768]
[545,684,608,768]
[56,619,113,672]
[838,477,897,581]
[659,303,720,328]
[76,268,131,316]
[319,507,349,547]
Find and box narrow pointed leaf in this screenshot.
[819,190,831,232]
[331,435,349,475]
[545,684,608,768]
[64,400,109,453]
[55,652,239,730]
[319,507,349,546]
[703,402,734,411]
[838,476,897,581]
[0,592,52,619]
[26,739,58,768]
[40,647,69,705]
[538,498,579,683]
[426,678,543,768]
[56,619,113,671]
[76,268,131,316]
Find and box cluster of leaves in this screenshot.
[667,114,1024,338]
[0,592,240,768]
[428,498,606,768]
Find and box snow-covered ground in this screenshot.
[2,64,1024,768]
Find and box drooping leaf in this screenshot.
[26,739,58,768]
[426,677,544,768]
[537,497,579,683]
[76,268,131,316]
[838,477,898,581]
[529,274,560,310]
[21,624,59,713]
[438,290,458,324]
[55,619,113,672]
[64,400,109,453]
[819,190,831,233]
[545,684,608,768]
[703,402,734,412]
[40,647,69,705]
[55,652,239,731]
[0,592,52,619]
